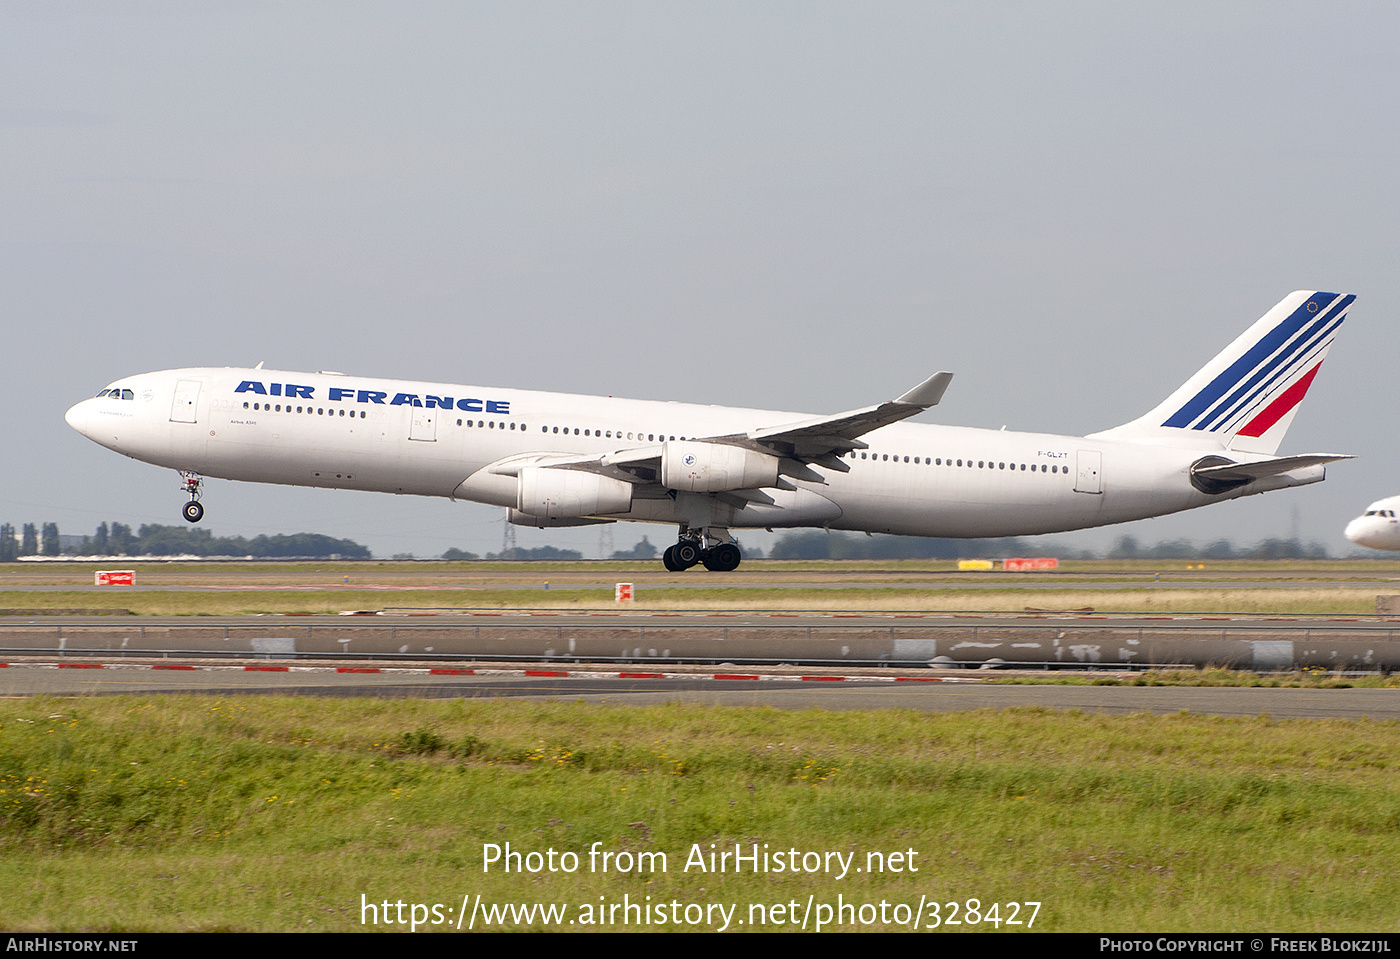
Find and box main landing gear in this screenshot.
[662,531,741,573]
[180,471,204,523]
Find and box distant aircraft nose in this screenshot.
[65,399,90,437]
[1345,516,1380,549]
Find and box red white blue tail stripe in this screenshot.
[1160,292,1352,435]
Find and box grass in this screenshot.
[2,696,1399,931]
[4,557,1400,615]
[0,585,1390,616]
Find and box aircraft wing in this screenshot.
[486,447,664,486]
[743,372,953,457]
[485,372,953,491]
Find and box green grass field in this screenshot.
[2,695,1398,932]
[5,557,1399,616]
[0,585,1388,616]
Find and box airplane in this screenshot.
[65,290,1354,572]
[1344,496,1400,551]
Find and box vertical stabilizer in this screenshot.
[1090,291,1354,455]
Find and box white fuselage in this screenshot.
[1345,496,1400,551]
[64,367,1325,539]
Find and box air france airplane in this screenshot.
[1344,496,1400,551]
[66,291,1354,572]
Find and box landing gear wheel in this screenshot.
[673,540,702,568]
[702,542,741,572]
[662,545,682,572]
[182,500,204,524]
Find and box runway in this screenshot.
[1,660,1394,719]
[4,611,1400,670]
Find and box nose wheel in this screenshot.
[179,471,204,523]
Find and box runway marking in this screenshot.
[0,660,971,684]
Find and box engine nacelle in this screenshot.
[661,440,780,492]
[516,467,632,519]
[507,509,614,528]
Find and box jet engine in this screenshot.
[661,441,779,492]
[516,466,632,519]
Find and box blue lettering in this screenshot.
[486,400,510,415]
[328,387,354,402]
[390,393,422,407]
[287,384,314,399]
[357,390,387,404]
[424,395,453,409]
[235,381,267,395]
[270,383,282,396]
[457,398,483,412]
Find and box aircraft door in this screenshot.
[409,408,437,442]
[170,379,202,423]
[1074,450,1102,494]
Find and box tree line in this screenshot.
[0,522,1342,564]
[0,522,370,560]
[762,531,1335,560]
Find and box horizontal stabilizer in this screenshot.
[1192,453,1353,482]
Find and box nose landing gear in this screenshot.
[179,471,204,523]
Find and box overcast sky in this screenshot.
[3,2,1396,559]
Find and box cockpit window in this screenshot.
[103,388,134,400]
[96,389,110,397]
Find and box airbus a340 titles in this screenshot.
[66,291,1354,572]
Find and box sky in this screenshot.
[2,2,1397,559]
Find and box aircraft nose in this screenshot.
[65,399,90,437]
[1344,517,1375,548]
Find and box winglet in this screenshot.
[895,372,953,407]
